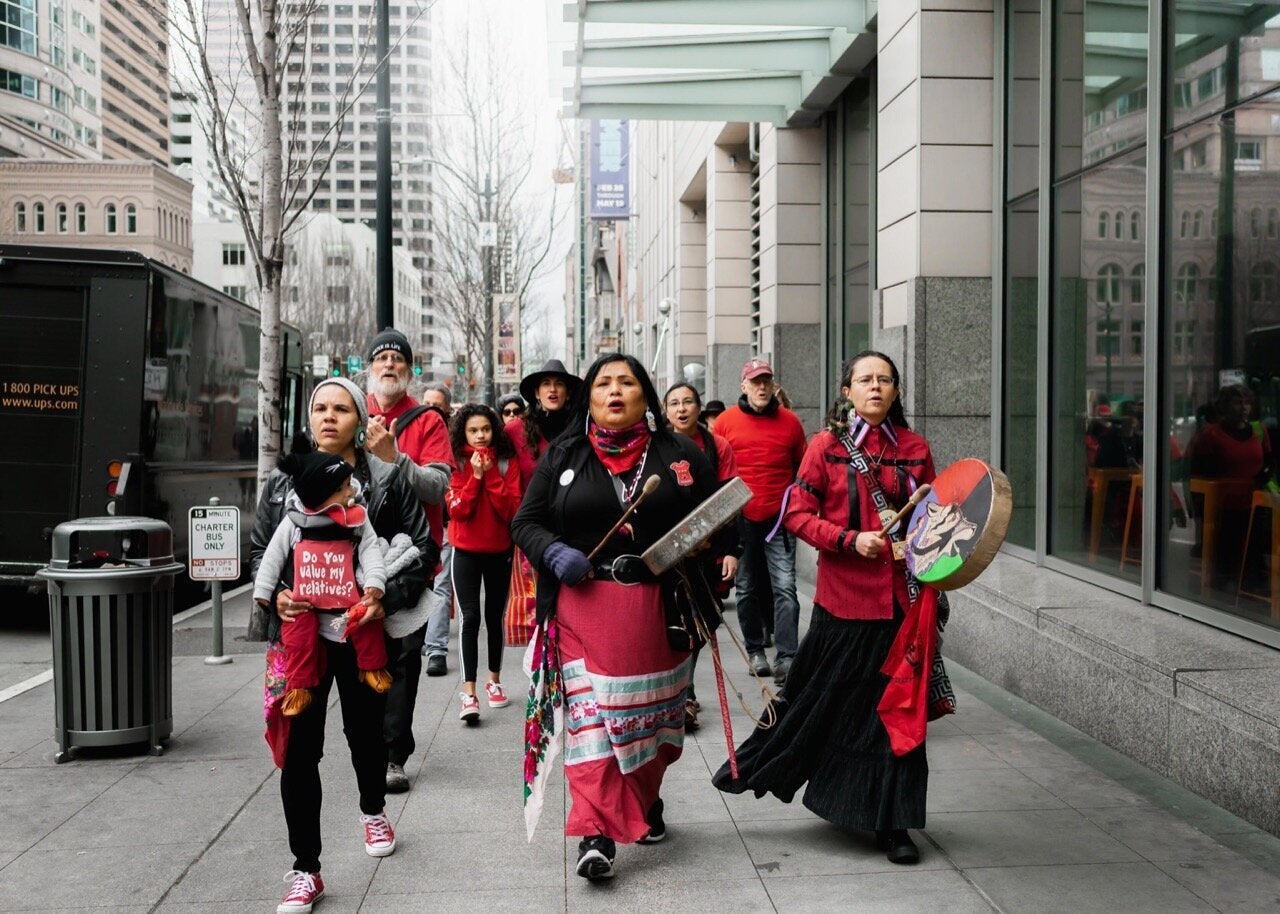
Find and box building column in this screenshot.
[674,203,708,393]
[705,145,753,400]
[758,124,824,430]
[874,0,995,468]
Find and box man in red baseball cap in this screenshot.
[713,357,807,684]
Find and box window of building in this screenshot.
[13,202,25,232]
[222,285,247,300]
[55,202,67,233]
[223,242,246,266]
[1098,210,1109,238]
[327,286,350,304]
[0,67,37,98]
[33,202,44,233]
[105,203,117,234]
[1174,262,1199,305]
[0,0,37,54]
[124,204,137,234]
[1235,139,1262,166]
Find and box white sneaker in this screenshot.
[485,680,510,708]
[361,812,396,857]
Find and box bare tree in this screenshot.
[431,12,568,401]
[282,220,378,361]
[169,0,427,489]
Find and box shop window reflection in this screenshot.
[1164,98,1280,627]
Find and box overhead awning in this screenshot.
[551,0,878,126]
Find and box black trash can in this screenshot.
[37,517,184,763]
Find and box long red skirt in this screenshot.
[557,579,689,843]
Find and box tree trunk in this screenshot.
[255,2,283,492]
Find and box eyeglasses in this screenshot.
[502,407,522,416]
[852,375,895,388]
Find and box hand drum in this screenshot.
[904,458,1012,590]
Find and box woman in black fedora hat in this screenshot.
[501,359,584,647]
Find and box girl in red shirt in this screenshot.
[713,351,936,866]
[447,404,522,723]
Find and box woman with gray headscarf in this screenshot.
[250,377,436,912]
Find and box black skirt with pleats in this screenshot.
[712,603,927,831]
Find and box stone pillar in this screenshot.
[758,124,825,431]
[705,145,753,401]
[675,202,708,394]
[874,0,995,468]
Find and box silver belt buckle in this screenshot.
[611,554,642,586]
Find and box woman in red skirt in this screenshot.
[512,353,725,881]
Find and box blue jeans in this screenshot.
[734,517,799,660]
[422,539,453,657]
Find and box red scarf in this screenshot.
[588,419,650,474]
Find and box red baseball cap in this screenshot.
[741,358,774,381]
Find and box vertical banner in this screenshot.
[493,294,521,385]
[589,119,629,220]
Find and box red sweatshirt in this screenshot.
[367,393,455,548]
[713,401,807,521]
[446,450,522,553]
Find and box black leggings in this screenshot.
[281,638,388,873]
[452,547,512,683]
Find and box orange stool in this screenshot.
[1236,490,1280,621]
[1088,468,1131,561]
[1120,473,1144,570]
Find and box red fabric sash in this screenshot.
[876,586,939,756]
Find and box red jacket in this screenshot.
[714,401,807,521]
[505,417,548,492]
[784,424,935,620]
[367,394,454,547]
[446,453,522,553]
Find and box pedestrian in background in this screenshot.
[446,403,520,723]
[502,359,582,647]
[512,353,723,882]
[363,329,455,794]
[497,393,527,424]
[663,381,740,729]
[713,358,807,684]
[417,381,457,679]
[702,399,726,433]
[714,351,936,866]
[251,377,437,914]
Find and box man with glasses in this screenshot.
[713,358,807,685]
[363,329,455,793]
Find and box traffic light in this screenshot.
[456,353,466,374]
[412,354,424,376]
[331,367,340,377]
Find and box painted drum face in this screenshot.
[905,458,1013,590]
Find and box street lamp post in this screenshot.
[375,0,392,331]
[651,298,673,379]
[482,174,495,405]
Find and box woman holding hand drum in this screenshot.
[713,351,940,866]
[512,353,724,882]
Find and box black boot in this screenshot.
[876,829,919,864]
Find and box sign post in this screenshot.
[189,498,240,665]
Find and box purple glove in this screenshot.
[543,542,592,586]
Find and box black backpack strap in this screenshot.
[392,404,448,439]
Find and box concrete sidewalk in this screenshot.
[1,588,1279,912]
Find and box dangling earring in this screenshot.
[645,409,657,432]
[584,414,591,436]
[354,425,367,448]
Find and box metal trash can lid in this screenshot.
[45,516,177,570]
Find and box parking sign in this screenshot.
[188,506,241,580]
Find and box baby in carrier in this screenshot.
[254,452,390,716]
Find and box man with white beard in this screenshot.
[363,329,455,793]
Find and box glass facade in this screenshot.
[1002,1,1280,639]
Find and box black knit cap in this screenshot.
[367,328,413,363]
[703,399,727,417]
[279,451,354,510]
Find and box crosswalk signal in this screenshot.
[412,354,424,376]
[456,352,466,374]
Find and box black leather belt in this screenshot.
[592,555,657,586]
